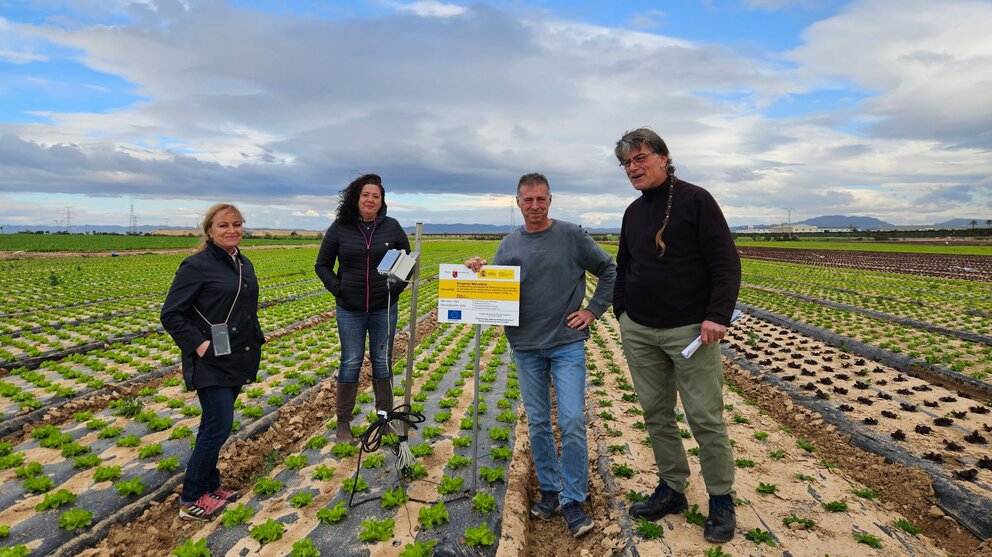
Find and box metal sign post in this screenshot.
[436,263,520,493]
[470,323,482,491]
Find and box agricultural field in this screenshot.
[0,234,320,253]
[0,238,990,557]
[736,245,992,281]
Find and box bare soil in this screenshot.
[497,311,987,557]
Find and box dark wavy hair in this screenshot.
[615,128,678,256]
[336,173,387,224]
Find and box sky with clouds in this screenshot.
[1,0,990,231]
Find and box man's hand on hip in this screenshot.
[699,320,727,344]
[566,309,596,330]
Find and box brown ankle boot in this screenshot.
[335,382,358,443]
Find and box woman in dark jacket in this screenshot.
[161,203,264,521]
[315,174,410,442]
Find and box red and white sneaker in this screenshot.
[210,487,239,501]
[179,493,227,521]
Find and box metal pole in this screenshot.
[403,223,422,418]
[470,323,482,491]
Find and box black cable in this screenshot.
[346,404,426,508]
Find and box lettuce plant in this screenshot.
[463,523,495,547]
[58,508,93,531]
[249,519,285,545]
[221,504,255,527]
[418,501,449,529]
[315,501,348,525]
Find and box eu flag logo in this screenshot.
[447,310,462,320]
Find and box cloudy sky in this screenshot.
[1,0,990,231]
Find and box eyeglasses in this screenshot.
[619,152,659,169]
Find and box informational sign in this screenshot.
[437,264,520,326]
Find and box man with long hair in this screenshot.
[613,128,741,543]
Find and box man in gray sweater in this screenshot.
[466,172,616,537]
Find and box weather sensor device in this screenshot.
[377,249,418,281]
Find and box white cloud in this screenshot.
[389,1,468,18]
[0,48,47,63]
[0,0,988,229]
[629,8,666,30]
[787,0,992,146]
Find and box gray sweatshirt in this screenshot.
[493,220,616,351]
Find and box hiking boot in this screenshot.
[704,494,736,543]
[562,501,594,538]
[628,481,688,521]
[530,490,561,520]
[179,493,225,521]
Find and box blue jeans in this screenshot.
[513,340,589,506]
[181,385,239,503]
[335,304,398,383]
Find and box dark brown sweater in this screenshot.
[614,177,741,328]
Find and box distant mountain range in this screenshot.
[1,216,989,235]
[732,215,991,232]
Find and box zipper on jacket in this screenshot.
[360,220,377,313]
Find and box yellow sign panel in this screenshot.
[438,280,520,301]
[437,264,520,326]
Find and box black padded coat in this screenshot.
[161,240,265,390]
[314,216,411,312]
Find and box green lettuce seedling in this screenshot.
[381,486,409,509]
[250,519,285,545]
[446,455,471,470]
[316,501,348,524]
[418,501,449,529]
[478,466,504,484]
[311,464,335,480]
[745,528,776,546]
[437,475,464,495]
[23,475,55,493]
[472,493,496,513]
[290,490,314,508]
[290,538,320,557]
[636,518,664,540]
[138,443,163,459]
[171,538,211,557]
[58,508,93,531]
[115,477,146,497]
[463,523,496,547]
[359,517,394,543]
[682,504,706,527]
[342,475,369,493]
[35,489,77,511]
[284,455,307,470]
[221,504,255,527]
[399,540,437,557]
[253,478,284,496]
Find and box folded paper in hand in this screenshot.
[681,309,743,359]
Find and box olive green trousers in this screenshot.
[618,313,735,496]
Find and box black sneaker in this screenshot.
[562,502,594,538]
[628,481,688,521]
[704,494,736,543]
[530,490,561,520]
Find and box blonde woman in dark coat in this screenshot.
[161,203,264,521]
